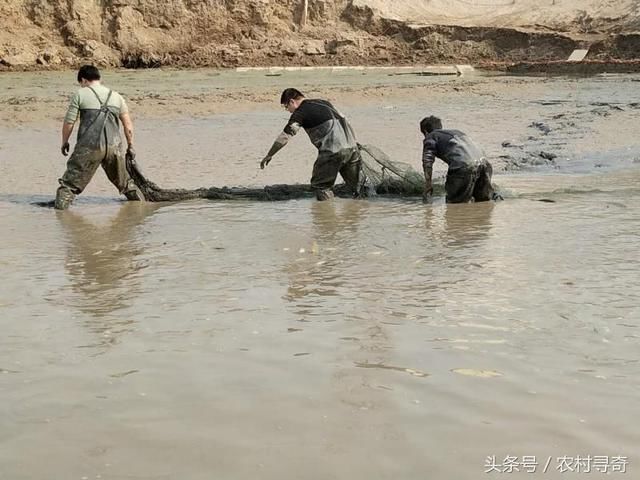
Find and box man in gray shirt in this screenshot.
[55,65,142,210]
[421,115,499,203]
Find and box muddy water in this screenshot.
[1,70,639,479]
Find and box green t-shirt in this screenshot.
[64,84,128,124]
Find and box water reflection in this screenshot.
[423,202,495,250]
[57,203,159,350]
[285,200,367,305]
[309,199,368,241]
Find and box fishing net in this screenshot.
[357,144,424,196]
[128,144,428,202]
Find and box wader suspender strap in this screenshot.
[87,86,113,111]
[306,100,344,125]
[86,87,115,162]
[325,101,354,146]
[304,100,345,143]
[81,87,115,131]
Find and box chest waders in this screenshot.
[55,87,141,210]
[305,101,368,201]
[445,159,498,203]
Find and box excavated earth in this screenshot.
[1,0,640,71]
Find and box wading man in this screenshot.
[55,65,142,210]
[260,88,365,201]
[420,115,500,203]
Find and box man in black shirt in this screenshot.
[421,115,498,203]
[260,88,364,200]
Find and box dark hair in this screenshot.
[420,115,443,134]
[280,88,304,105]
[77,65,101,83]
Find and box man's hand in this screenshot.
[126,145,136,162]
[260,156,272,170]
[61,142,70,156]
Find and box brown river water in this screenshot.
[1,69,639,479]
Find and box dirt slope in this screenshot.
[352,0,640,32]
[1,0,639,69]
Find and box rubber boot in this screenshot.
[124,179,145,201]
[358,176,377,199]
[315,189,335,201]
[54,187,75,210]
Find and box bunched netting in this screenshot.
[127,144,435,202]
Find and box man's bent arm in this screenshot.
[423,165,433,197]
[120,112,134,148]
[61,91,81,149]
[422,137,437,197]
[261,122,300,169]
[265,131,292,159]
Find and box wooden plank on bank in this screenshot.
[567,49,589,62]
[236,65,476,75]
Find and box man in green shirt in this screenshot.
[55,65,143,210]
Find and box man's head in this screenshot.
[420,115,443,135]
[77,65,101,85]
[280,88,305,113]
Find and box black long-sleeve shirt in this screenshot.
[283,99,357,154]
[422,129,484,171]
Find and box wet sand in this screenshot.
[0,70,639,479]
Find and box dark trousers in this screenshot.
[310,148,362,201]
[59,147,131,196]
[445,160,495,204]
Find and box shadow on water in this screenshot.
[56,202,161,352]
